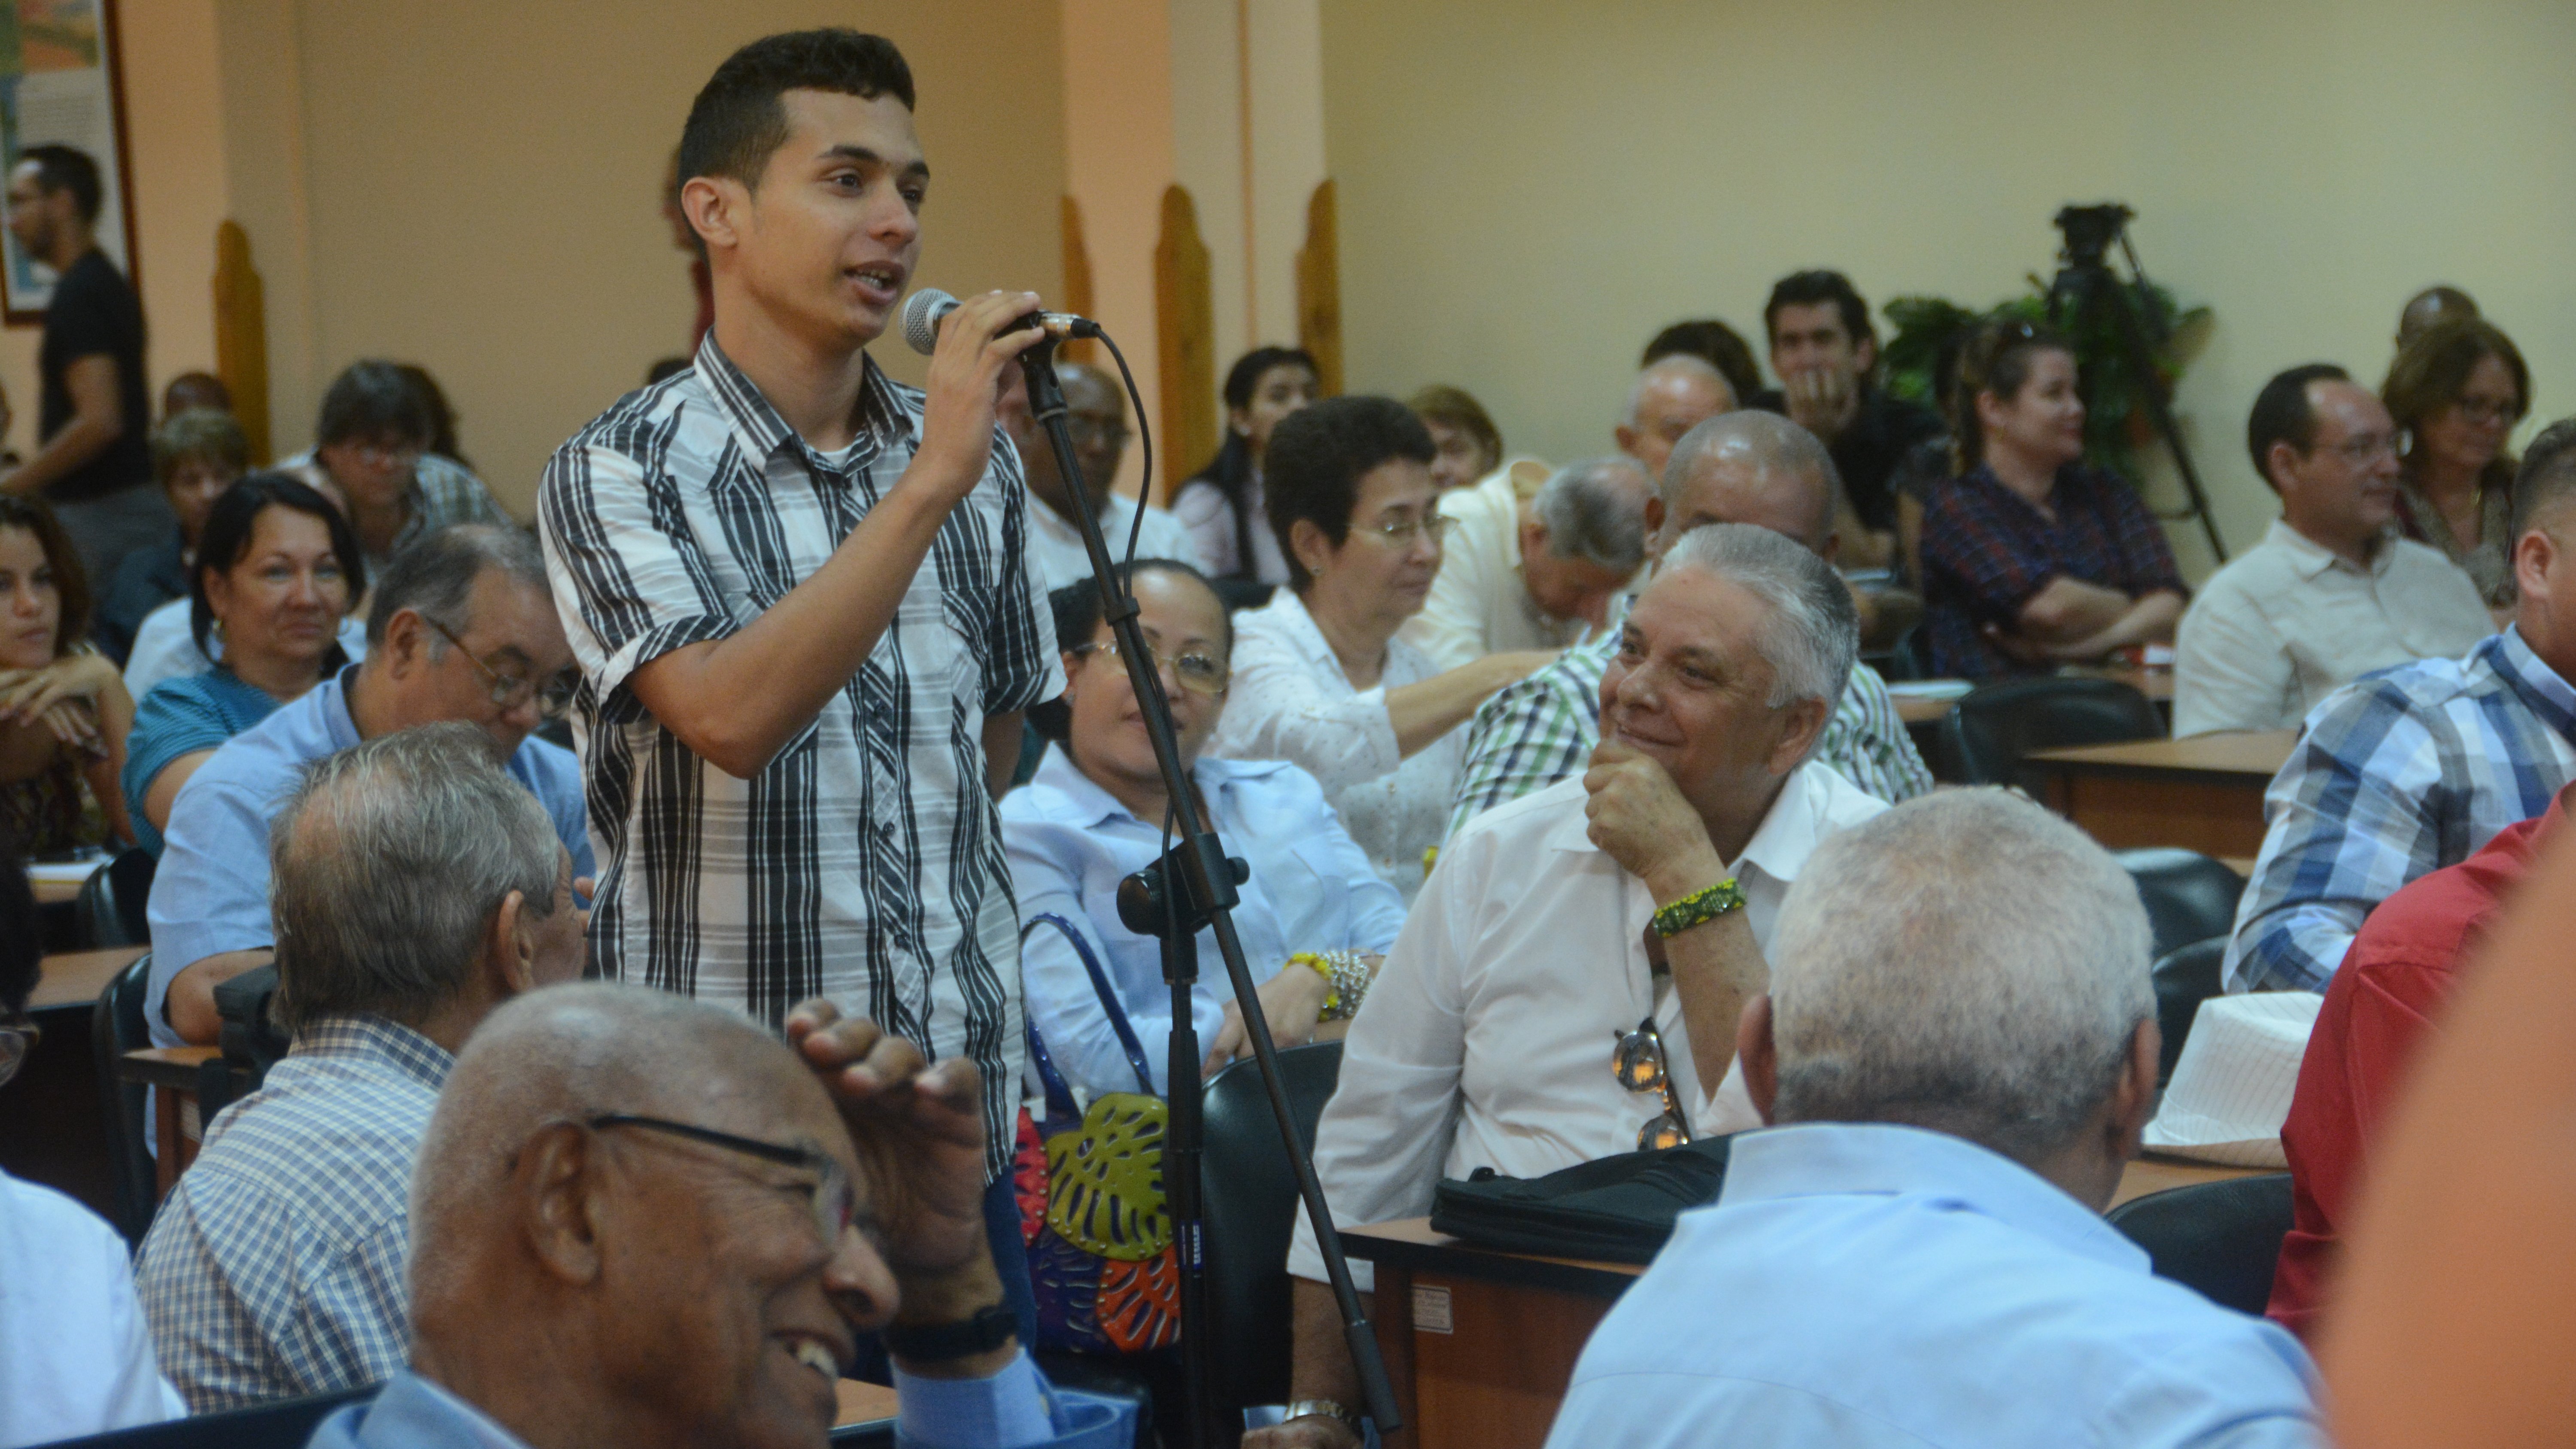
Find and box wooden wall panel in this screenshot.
[211,221,271,465]
[1295,178,1342,397]
[1154,184,1215,501]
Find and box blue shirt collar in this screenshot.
[2488,626,2576,738]
[350,1371,531,1449]
[1716,1121,2146,1273]
[313,662,365,753]
[1027,742,1291,831]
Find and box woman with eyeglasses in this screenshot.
[1206,397,1556,901]
[1004,560,1406,1098]
[122,475,367,856]
[1918,321,2188,679]
[0,497,133,856]
[2384,317,2532,608]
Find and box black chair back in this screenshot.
[1200,1041,1343,1411]
[1941,675,2164,790]
[2150,937,2229,1086]
[2106,1172,2296,1315]
[44,1385,372,1448]
[2117,848,2248,960]
[72,848,155,948]
[90,952,158,1245]
[1877,624,1935,682]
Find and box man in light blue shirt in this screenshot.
[146,524,592,1048]
[304,982,1131,1449]
[1546,790,2323,1449]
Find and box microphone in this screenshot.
[900,288,1102,357]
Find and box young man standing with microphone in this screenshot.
[538,30,1062,1353]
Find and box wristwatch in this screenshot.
[881,1303,1018,1361]
[1282,1398,1362,1434]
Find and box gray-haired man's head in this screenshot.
[1523,457,1652,627]
[360,524,574,759]
[270,721,584,1042]
[1649,410,1842,562]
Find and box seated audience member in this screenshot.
[396,363,471,471]
[0,496,132,853]
[1452,412,1932,837]
[121,475,364,856]
[1407,383,1503,494]
[0,849,185,1443]
[1763,269,1944,571]
[1006,560,1404,1097]
[283,361,512,577]
[2269,783,2568,1340]
[146,524,590,1047]
[1206,397,1552,900]
[1641,319,1767,412]
[2226,419,2576,993]
[94,407,248,663]
[137,723,585,1412]
[1919,321,2188,678]
[1173,346,1319,587]
[2395,284,2477,353]
[1615,354,1735,482]
[1002,359,1201,591]
[1397,456,1649,670]
[1543,789,2322,1448]
[2384,317,2530,608]
[1253,525,1885,1448]
[303,983,1132,1449]
[160,371,233,421]
[2175,365,2491,737]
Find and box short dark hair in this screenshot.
[1765,270,1876,353]
[1264,396,1437,592]
[0,496,89,654]
[1642,320,1765,406]
[2510,417,2576,542]
[316,361,435,451]
[645,356,690,386]
[2245,364,2352,492]
[153,407,250,490]
[679,30,915,193]
[191,472,368,660]
[1223,346,1318,413]
[17,144,101,222]
[368,523,547,647]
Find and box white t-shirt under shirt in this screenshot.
[0,1168,185,1445]
[1024,492,1205,594]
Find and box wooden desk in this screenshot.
[1891,669,2174,727]
[2027,730,2294,857]
[1346,1154,2263,1449]
[30,944,145,1013]
[121,1046,220,1191]
[32,873,82,905]
[834,1379,899,1430]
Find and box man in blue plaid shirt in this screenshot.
[136,726,586,1410]
[2227,419,2576,993]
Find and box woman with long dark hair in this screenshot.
[1172,346,1319,588]
[2383,317,2530,607]
[0,497,131,854]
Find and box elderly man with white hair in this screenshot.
[1614,353,1735,481]
[1397,456,1653,669]
[1543,790,2324,1449]
[1245,522,1886,1449]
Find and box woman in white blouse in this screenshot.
[1007,559,1407,1100]
[1206,397,1553,900]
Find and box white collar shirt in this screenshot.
[0,1169,185,1444]
[2174,519,2494,737]
[1287,762,1887,1289]
[1396,467,1595,671]
[1024,492,1206,594]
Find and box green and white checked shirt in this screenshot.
[1448,596,1933,840]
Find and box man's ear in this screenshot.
[1641,496,1666,554]
[1615,422,1642,461]
[380,608,427,678]
[516,1122,608,1287]
[1738,994,1780,1124]
[2265,441,2303,498]
[486,888,536,998]
[2514,527,2556,602]
[1765,695,1832,776]
[681,174,744,256]
[2105,1018,2160,1160]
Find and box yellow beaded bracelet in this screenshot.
[1650,878,1746,939]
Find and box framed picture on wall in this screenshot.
[0,0,138,326]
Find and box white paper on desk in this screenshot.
[26,857,103,885]
[2142,993,2322,1168]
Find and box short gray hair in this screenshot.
[1659,522,1856,714]
[1768,789,2155,1165]
[1623,353,1732,428]
[1659,410,1841,547]
[367,522,548,647]
[1532,457,1650,573]
[269,722,564,1036]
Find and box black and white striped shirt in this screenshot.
[538,336,1062,1176]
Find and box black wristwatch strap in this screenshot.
[881,1303,1018,1361]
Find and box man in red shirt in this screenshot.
[2268,783,2571,1338]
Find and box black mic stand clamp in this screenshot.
[1012,333,1404,1448]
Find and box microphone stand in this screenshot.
[1015,334,1402,1448]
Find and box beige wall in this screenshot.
[1318,0,2576,579]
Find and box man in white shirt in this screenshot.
[1000,359,1203,591]
[1248,522,1885,1449]
[1397,456,1651,669]
[2174,364,2492,737]
[1614,354,1735,482]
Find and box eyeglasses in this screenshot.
[2451,395,2522,426]
[1067,416,1129,448]
[1361,513,1458,549]
[1612,1015,1693,1152]
[0,1014,39,1090]
[1072,638,1228,696]
[349,440,422,470]
[426,615,578,720]
[2321,431,2400,465]
[587,1113,856,1247]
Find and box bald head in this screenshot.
[1617,355,1736,481]
[1651,410,1840,559]
[2398,286,2478,350]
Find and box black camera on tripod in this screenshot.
[2053,203,2135,270]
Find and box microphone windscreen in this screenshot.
[901,288,958,357]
